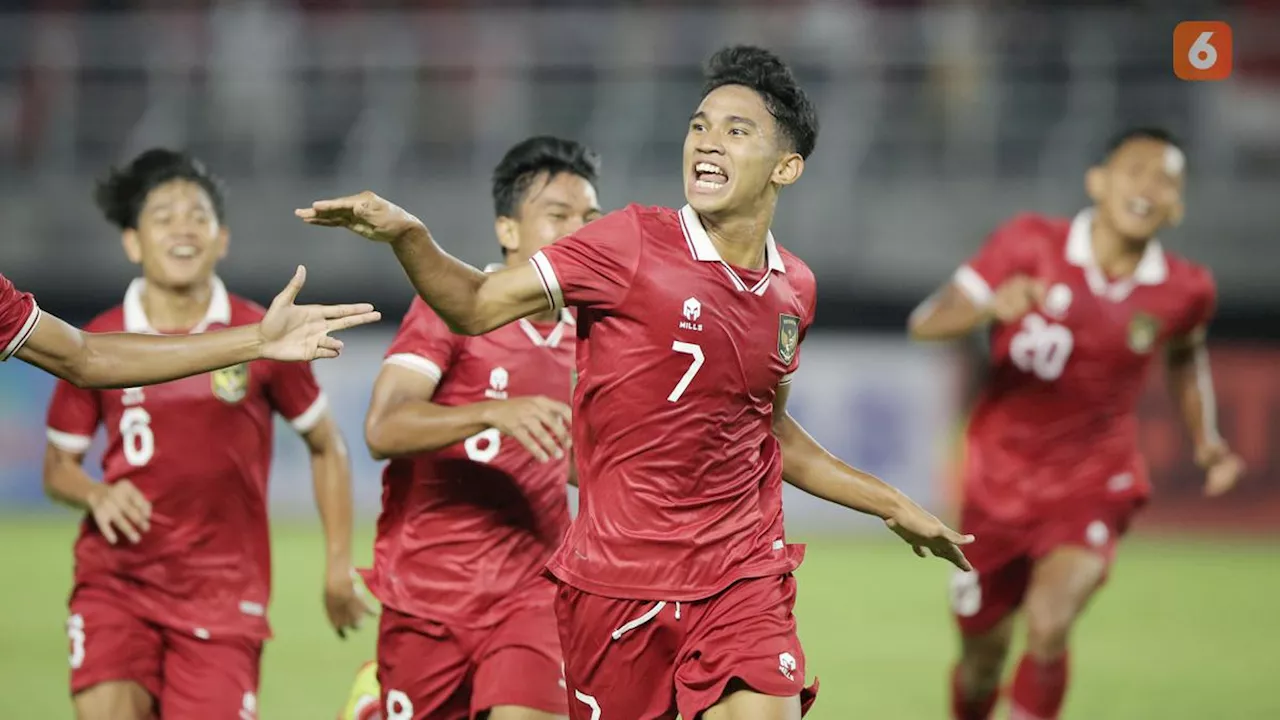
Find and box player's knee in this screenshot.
[959,628,1012,691]
[1023,596,1079,659]
[74,681,153,720]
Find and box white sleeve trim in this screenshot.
[530,251,565,310]
[2,303,41,361]
[47,427,93,453]
[953,265,994,307]
[384,353,443,381]
[289,393,330,434]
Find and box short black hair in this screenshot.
[491,136,602,219]
[702,45,819,159]
[94,148,227,230]
[1102,126,1184,164]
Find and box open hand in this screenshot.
[885,505,975,571]
[88,480,151,545]
[480,396,573,463]
[259,266,382,361]
[324,568,375,640]
[1197,443,1244,497]
[295,191,424,244]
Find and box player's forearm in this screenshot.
[774,413,909,519]
[365,400,493,460]
[388,225,496,335]
[1167,342,1221,452]
[41,447,104,511]
[908,285,990,342]
[309,429,355,571]
[76,326,262,389]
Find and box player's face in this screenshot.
[684,84,802,216]
[124,179,227,290]
[1090,138,1186,241]
[501,171,601,261]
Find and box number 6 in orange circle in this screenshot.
[1174,21,1233,81]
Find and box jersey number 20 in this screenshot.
[1010,313,1074,381]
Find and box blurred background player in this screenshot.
[908,127,1244,720]
[301,46,972,720]
[342,136,598,720]
[42,149,372,720]
[0,266,378,388]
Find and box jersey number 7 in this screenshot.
[668,341,705,402]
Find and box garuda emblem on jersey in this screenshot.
[1127,312,1161,354]
[778,314,801,364]
[211,363,249,403]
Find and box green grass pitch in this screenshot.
[1,516,1276,718]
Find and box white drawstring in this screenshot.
[675,602,681,620]
[610,601,666,640]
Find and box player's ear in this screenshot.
[121,229,143,265]
[772,153,804,188]
[494,216,520,256]
[1084,166,1107,203]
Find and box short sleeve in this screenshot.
[382,297,463,383]
[0,273,41,361]
[529,205,643,310]
[1181,267,1218,338]
[46,379,101,454]
[267,361,328,434]
[779,269,818,386]
[953,214,1039,307]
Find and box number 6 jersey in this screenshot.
[44,278,327,640]
[953,211,1216,522]
[362,296,575,627]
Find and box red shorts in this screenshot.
[377,603,567,720]
[68,584,262,717]
[555,574,819,720]
[951,497,1141,635]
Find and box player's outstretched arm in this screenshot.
[296,192,550,335]
[771,382,974,571]
[908,275,1045,341]
[364,364,570,463]
[1166,327,1244,497]
[16,267,381,389]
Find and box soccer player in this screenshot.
[351,136,597,720]
[301,46,971,720]
[1,267,377,388]
[907,127,1244,720]
[42,149,372,720]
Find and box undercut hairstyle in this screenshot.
[491,136,602,220]
[702,45,819,159]
[1102,126,1184,164]
[94,148,227,230]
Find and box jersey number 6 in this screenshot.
[120,406,156,467]
[1010,313,1074,382]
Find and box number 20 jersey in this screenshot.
[362,298,575,627]
[953,210,1216,522]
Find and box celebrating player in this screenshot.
[301,46,971,720]
[43,149,371,720]
[345,136,597,720]
[908,127,1243,720]
[1,267,377,389]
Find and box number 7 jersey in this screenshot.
[953,211,1216,522]
[530,204,818,602]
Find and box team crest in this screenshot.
[777,314,801,364]
[210,363,249,403]
[1127,313,1161,354]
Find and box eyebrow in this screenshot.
[688,111,758,128]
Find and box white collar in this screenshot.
[1066,209,1167,300]
[123,276,231,334]
[678,205,785,295]
[487,261,575,346]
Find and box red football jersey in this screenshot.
[363,296,575,627]
[954,211,1216,521]
[530,204,817,601]
[0,272,40,361]
[45,278,327,640]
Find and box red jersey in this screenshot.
[363,296,575,626]
[45,278,328,640]
[954,211,1216,521]
[530,204,817,601]
[0,272,40,361]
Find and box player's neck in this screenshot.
[1089,215,1149,280]
[141,279,214,332]
[505,254,560,323]
[698,208,773,270]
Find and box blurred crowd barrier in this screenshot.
[2,331,1275,536]
[0,2,1277,314]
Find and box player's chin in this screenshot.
[684,182,733,214]
[1114,215,1165,242]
